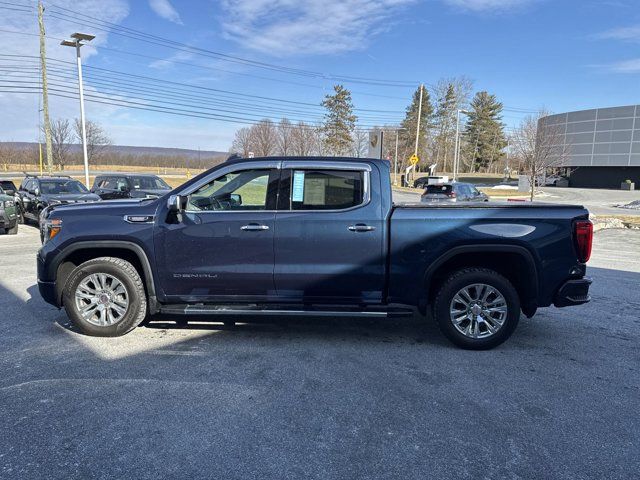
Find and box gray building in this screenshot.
[539,105,640,188]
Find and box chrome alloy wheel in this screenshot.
[449,283,508,339]
[74,273,129,327]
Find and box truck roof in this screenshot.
[224,155,388,167]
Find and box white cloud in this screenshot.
[148,0,183,25]
[596,58,640,74]
[442,0,534,12]
[596,25,640,42]
[218,0,416,56]
[0,0,129,142]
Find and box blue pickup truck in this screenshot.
[37,157,593,349]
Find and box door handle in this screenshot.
[348,224,375,232]
[241,224,270,231]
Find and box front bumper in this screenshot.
[38,279,59,307]
[37,246,61,307]
[0,209,17,228]
[554,277,592,307]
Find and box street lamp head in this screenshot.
[71,32,95,42]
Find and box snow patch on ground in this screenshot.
[617,200,640,210]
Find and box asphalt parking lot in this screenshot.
[1,224,639,479]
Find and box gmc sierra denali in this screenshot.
[37,157,593,349]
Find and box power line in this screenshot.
[45,3,419,87]
[1,65,406,124]
[0,54,406,115]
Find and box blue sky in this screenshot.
[0,0,638,150]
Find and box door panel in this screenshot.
[155,168,279,302]
[273,166,385,303]
[157,212,276,299]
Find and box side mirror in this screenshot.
[230,193,242,205]
[167,194,186,212]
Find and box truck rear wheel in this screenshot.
[433,268,520,350]
[63,257,147,337]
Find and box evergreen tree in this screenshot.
[399,85,433,169]
[464,91,507,171]
[321,85,357,156]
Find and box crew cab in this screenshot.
[37,157,593,349]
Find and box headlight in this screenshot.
[42,218,62,244]
[2,200,14,208]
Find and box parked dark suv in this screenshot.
[91,174,172,200]
[16,175,100,226]
[421,182,489,203]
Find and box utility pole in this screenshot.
[61,32,95,187]
[38,0,53,174]
[394,130,399,185]
[414,84,424,157]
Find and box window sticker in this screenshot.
[292,170,305,202]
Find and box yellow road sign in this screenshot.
[409,154,419,165]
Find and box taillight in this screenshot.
[574,220,593,263]
[449,191,456,198]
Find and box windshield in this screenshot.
[129,176,171,190]
[40,180,89,195]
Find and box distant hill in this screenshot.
[1,142,227,159]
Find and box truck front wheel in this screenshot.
[63,257,148,337]
[433,268,520,350]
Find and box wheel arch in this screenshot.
[50,241,158,313]
[422,244,539,317]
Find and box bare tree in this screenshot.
[432,76,474,172]
[352,129,369,158]
[49,118,73,170]
[250,119,278,157]
[277,118,293,156]
[290,121,316,156]
[231,127,254,157]
[74,119,112,164]
[512,110,569,201]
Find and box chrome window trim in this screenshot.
[283,166,371,213]
[281,160,372,172]
[181,160,281,214]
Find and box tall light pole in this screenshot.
[453,109,471,181]
[61,32,94,188]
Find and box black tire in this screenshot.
[433,267,520,350]
[6,222,18,235]
[63,257,147,337]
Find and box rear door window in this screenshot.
[284,169,364,210]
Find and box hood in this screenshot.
[130,188,171,198]
[48,196,158,214]
[43,193,101,204]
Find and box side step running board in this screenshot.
[159,304,413,318]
